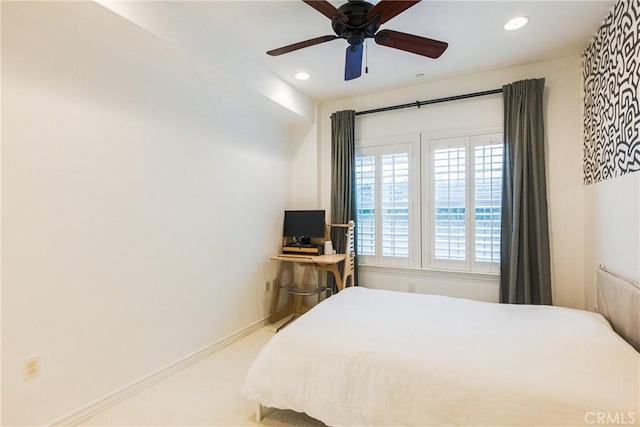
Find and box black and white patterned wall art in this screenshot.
[583,0,640,185]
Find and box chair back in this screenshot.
[326,221,356,289]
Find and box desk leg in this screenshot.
[317,264,344,292]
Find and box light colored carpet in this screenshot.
[80,326,327,427]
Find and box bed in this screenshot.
[242,268,640,426]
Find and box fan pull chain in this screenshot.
[365,39,369,74]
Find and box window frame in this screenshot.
[355,128,502,275]
[355,134,421,268]
[422,129,502,274]
[470,133,503,274]
[426,135,471,272]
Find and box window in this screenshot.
[432,139,467,267]
[354,137,419,267]
[428,134,502,273]
[355,131,502,274]
[355,153,376,256]
[380,150,410,258]
[473,139,502,268]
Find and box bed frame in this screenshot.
[596,265,640,351]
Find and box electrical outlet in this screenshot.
[23,355,40,381]
[408,282,415,293]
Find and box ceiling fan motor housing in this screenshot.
[332,0,379,46]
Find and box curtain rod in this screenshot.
[355,88,503,116]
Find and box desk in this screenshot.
[269,253,347,324]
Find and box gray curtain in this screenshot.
[500,79,552,305]
[330,110,358,287]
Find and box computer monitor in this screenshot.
[283,210,326,243]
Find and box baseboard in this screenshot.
[49,316,271,426]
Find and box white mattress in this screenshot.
[242,287,640,426]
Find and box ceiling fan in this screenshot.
[267,0,448,81]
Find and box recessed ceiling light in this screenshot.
[504,16,529,31]
[294,72,310,80]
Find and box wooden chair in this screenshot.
[325,220,355,290]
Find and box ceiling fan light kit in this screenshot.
[267,0,448,81]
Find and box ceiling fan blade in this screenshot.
[302,0,348,21]
[375,29,448,58]
[366,0,421,25]
[344,44,363,81]
[267,35,338,56]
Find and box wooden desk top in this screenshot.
[270,253,346,265]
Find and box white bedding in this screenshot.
[242,287,640,426]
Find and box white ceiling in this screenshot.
[172,0,615,102]
[95,0,615,104]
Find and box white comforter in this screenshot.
[242,287,640,426]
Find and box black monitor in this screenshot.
[283,210,326,243]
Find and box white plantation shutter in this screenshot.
[381,149,410,259]
[432,138,467,269]
[427,132,502,272]
[473,134,502,272]
[356,131,501,273]
[355,138,418,267]
[355,151,376,257]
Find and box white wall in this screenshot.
[295,56,586,308]
[1,3,301,425]
[289,120,322,209]
[584,173,640,311]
